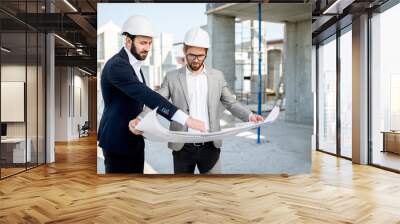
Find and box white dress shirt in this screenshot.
[124,47,188,126]
[186,66,210,133]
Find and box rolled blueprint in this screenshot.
[135,106,280,143]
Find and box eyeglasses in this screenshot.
[187,54,206,61]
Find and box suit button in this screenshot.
[186,109,189,112]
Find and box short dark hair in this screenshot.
[122,32,136,41]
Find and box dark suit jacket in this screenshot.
[98,48,178,154]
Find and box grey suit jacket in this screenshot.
[140,66,252,151]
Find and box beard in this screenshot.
[187,60,204,72]
[130,44,148,61]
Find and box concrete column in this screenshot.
[207,14,236,90]
[352,14,369,164]
[46,33,55,163]
[312,45,317,150]
[268,50,282,92]
[283,19,313,125]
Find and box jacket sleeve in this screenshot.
[219,73,252,122]
[107,60,177,121]
[157,72,171,99]
[137,73,171,119]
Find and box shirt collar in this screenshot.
[186,64,207,76]
[124,46,143,68]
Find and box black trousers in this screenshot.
[102,139,145,173]
[172,142,220,174]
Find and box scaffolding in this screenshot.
[234,3,285,143]
[234,11,284,110]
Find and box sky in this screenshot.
[98,3,284,44]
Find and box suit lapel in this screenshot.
[119,48,144,84]
[178,67,190,107]
[139,69,146,86]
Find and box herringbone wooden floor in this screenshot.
[1,135,400,224]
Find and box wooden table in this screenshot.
[381,131,400,154]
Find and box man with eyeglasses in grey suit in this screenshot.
[129,27,264,174]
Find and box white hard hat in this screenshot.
[184,27,210,49]
[121,15,154,37]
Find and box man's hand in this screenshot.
[186,117,207,132]
[249,114,264,123]
[129,118,143,135]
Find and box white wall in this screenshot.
[1,64,46,164]
[71,73,89,138]
[55,66,68,141]
[1,65,35,138]
[54,67,89,141]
